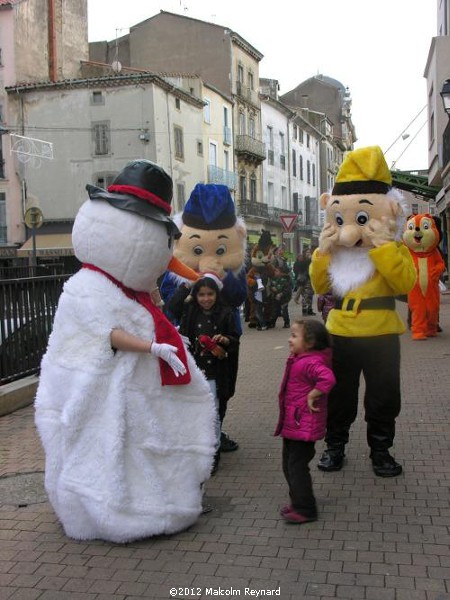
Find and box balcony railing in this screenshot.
[267,206,297,222]
[235,135,266,162]
[207,165,237,190]
[238,199,269,219]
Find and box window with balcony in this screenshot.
[223,106,231,145]
[250,174,257,202]
[0,192,6,243]
[174,126,184,160]
[249,117,255,138]
[239,173,247,201]
[92,121,110,156]
[209,141,218,167]
[239,112,246,135]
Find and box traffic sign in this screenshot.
[282,232,294,239]
[280,214,297,232]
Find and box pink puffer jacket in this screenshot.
[274,348,335,442]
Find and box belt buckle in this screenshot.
[341,298,361,317]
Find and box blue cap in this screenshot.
[182,184,237,229]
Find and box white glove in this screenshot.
[150,342,186,377]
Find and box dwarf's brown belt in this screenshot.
[334,297,396,311]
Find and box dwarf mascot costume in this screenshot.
[160,184,247,451]
[310,146,416,477]
[35,160,217,543]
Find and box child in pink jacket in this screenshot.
[274,318,336,523]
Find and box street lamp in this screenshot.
[440,79,450,115]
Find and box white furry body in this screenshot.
[35,200,216,543]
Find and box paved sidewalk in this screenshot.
[0,296,449,600]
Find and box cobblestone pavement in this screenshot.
[0,296,449,600]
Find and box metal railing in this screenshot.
[238,199,269,219]
[207,165,238,190]
[0,274,70,384]
[235,135,266,161]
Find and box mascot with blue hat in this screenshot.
[160,183,247,452]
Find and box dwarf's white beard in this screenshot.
[329,247,376,297]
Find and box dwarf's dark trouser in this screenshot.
[325,334,401,452]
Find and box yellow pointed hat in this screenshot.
[332,145,392,195]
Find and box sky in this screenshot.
[87,0,437,172]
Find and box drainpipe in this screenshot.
[48,0,57,82]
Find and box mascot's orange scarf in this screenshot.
[83,263,191,386]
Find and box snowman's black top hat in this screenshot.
[86,160,181,239]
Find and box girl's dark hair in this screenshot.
[191,276,222,300]
[294,318,331,350]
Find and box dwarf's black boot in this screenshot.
[318,446,345,472]
[370,451,402,477]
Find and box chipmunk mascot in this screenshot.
[35,160,217,542]
[246,229,276,329]
[310,146,417,477]
[402,213,445,340]
[159,184,247,452]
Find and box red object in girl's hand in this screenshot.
[198,335,227,359]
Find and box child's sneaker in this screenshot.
[279,504,293,516]
[282,508,317,524]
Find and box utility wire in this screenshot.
[390,119,428,169]
[384,105,427,155]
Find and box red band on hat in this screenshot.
[108,184,172,215]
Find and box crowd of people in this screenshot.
[36,147,447,542]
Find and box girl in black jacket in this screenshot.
[167,274,239,473]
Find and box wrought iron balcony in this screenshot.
[238,199,269,219]
[267,206,297,222]
[207,165,237,190]
[235,135,266,163]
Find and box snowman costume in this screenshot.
[35,160,216,543]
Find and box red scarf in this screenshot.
[83,263,191,386]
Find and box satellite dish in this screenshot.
[111,60,122,73]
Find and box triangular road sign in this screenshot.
[280,214,297,232]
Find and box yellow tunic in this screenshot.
[310,242,417,337]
